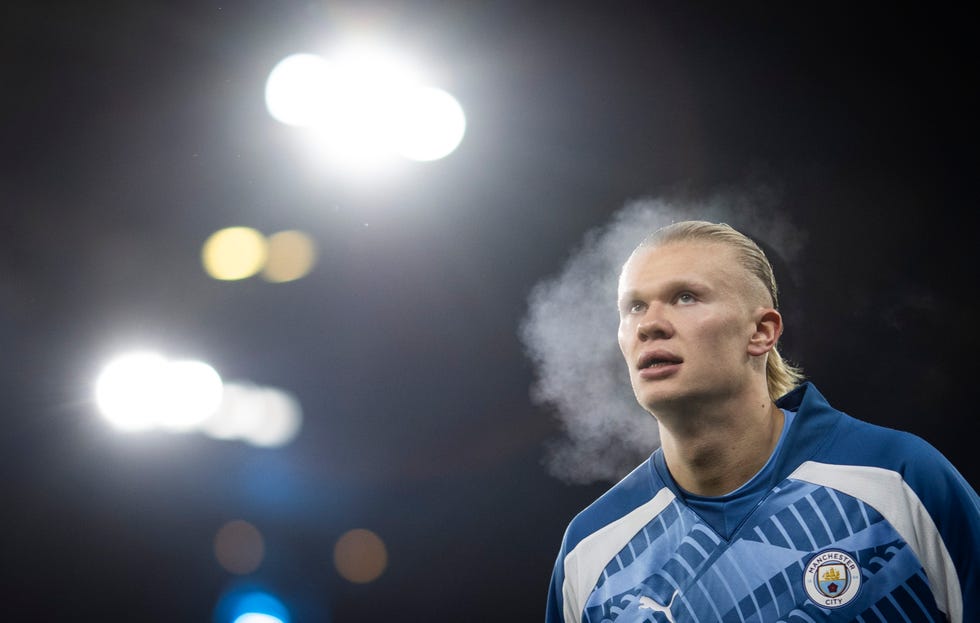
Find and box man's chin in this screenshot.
[634,386,683,413]
[634,383,705,414]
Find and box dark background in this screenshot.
[2,2,976,621]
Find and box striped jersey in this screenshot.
[546,383,979,622]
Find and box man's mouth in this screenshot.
[638,352,683,370]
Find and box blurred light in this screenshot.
[95,352,169,431]
[203,227,268,281]
[95,353,302,446]
[95,353,223,432]
[333,528,388,583]
[311,43,420,167]
[200,382,303,448]
[158,360,224,430]
[234,615,284,623]
[395,87,466,161]
[261,230,317,283]
[266,43,465,167]
[215,587,290,623]
[265,53,333,127]
[214,520,265,575]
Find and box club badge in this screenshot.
[803,549,862,608]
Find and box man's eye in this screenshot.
[677,292,696,304]
[628,302,645,314]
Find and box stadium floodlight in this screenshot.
[265,42,466,169]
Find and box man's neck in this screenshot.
[656,392,784,497]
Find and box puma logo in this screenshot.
[638,590,677,623]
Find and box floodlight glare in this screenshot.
[266,44,467,166]
[264,53,333,127]
[156,360,224,430]
[95,352,169,431]
[396,87,466,161]
[95,353,224,433]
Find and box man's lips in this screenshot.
[636,350,683,370]
[636,350,683,379]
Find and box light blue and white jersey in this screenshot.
[546,383,980,623]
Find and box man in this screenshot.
[546,221,979,622]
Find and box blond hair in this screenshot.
[633,220,804,400]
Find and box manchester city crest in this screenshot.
[803,549,862,608]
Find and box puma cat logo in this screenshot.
[638,590,677,623]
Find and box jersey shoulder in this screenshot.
[562,453,666,554]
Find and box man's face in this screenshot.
[617,240,766,413]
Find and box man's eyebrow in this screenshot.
[618,289,640,303]
[619,279,711,300]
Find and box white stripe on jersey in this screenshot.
[563,487,676,623]
[790,461,961,623]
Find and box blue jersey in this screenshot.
[546,383,980,622]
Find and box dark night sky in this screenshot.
[2,2,977,621]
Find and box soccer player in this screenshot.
[546,220,979,622]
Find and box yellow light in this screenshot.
[262,230,317,283]
[214,519,265,575]
[333,528,388,583]
[202,227,268,281]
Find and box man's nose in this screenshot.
[636,307,672,341]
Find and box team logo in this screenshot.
[803,549,862,608]
[638,591,677,622]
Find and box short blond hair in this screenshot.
[633,220,804,400]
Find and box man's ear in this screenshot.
[748,308,782,356]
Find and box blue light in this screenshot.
[234,614,284,623]
[215,586,290,623]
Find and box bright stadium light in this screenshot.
[395,87,466,161]
[94,352,302,446]
[264,53,333,127]
[265,41,466,168]
[95,352,170,431]
[156,360,224,431]
[95,353,224,433]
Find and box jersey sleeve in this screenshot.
[545,533,570,623]
[903,436,980,623]
[828,421,980,623]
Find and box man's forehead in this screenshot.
[618,240,771,307]
[620,241,739,284]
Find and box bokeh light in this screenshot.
[215,587,290,623]
[94,353,300,446]
[214,520,265,575]
[199,382,303,447]
[94,352,169,431]
[264,53,333,127]
[157,359,224,431]
[395,87,466,161]
[333,528,388,584]
[234,615,285,623]
[95,352,223,432]
[202,227,268,281]
[261,230,317,283]
[265,44,466,166]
